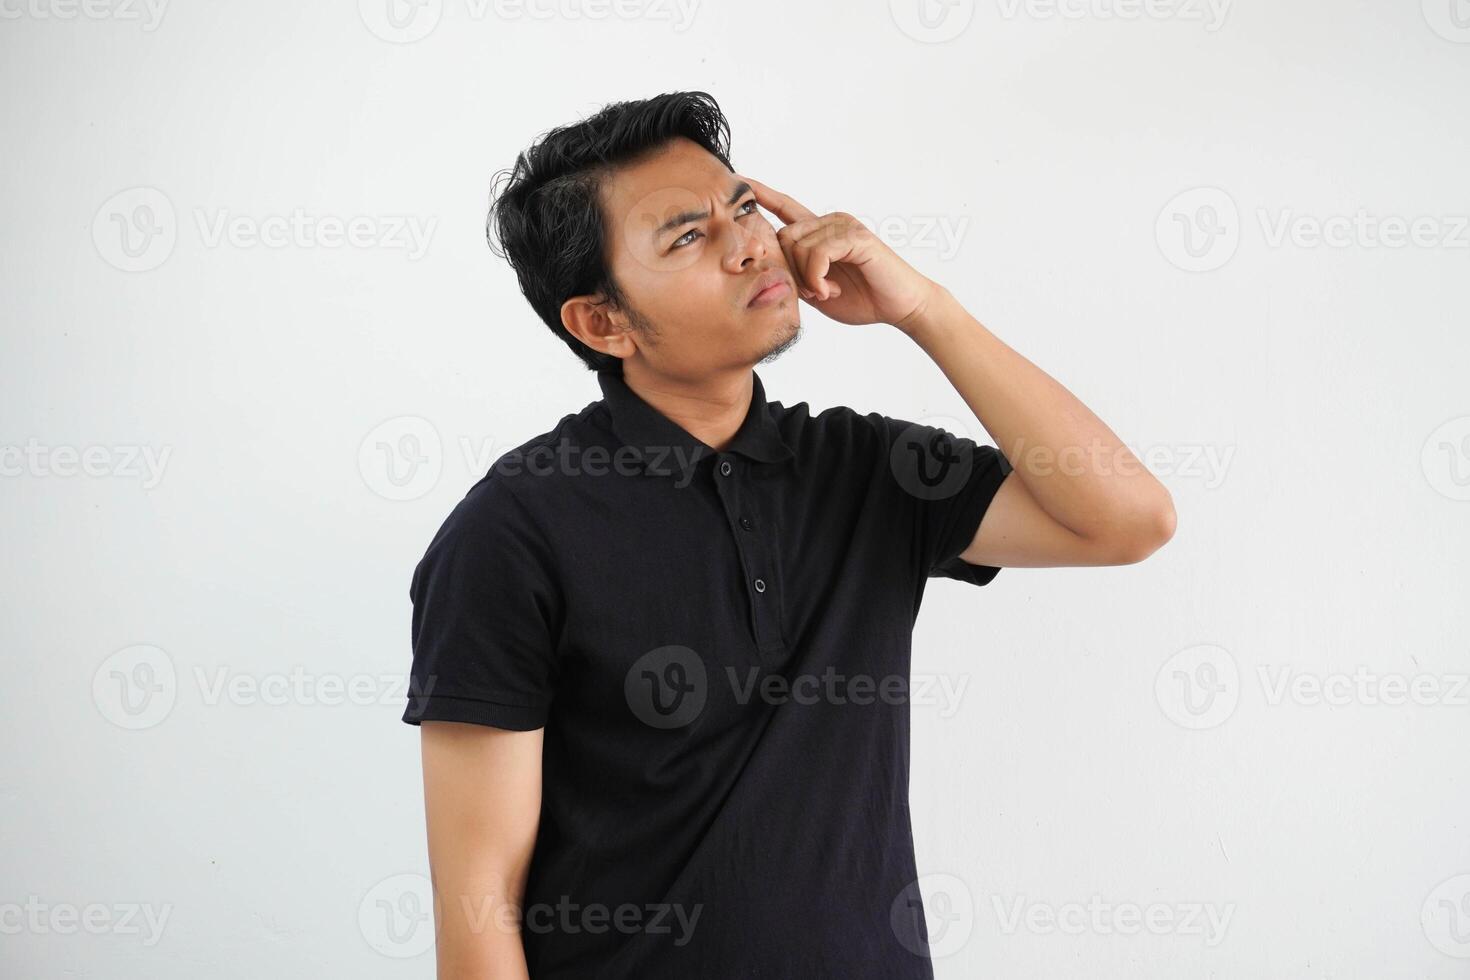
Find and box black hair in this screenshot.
[486,91,735,373]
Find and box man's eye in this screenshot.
[671,202,758,249]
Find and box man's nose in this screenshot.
[725,221,767,270]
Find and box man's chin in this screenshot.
[756,317,802,365]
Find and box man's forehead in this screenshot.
[603,145,741,216]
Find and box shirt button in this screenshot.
[754,578,766,593]
[739,516,754,531]
[720,460,733,476]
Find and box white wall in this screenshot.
[3,1,1468,977]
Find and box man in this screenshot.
[402,91,1175,979]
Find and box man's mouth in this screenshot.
[747,272,793,308]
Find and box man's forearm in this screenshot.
[897,284,1175,544]
[432,880,532,980]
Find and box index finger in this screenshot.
[744,176,817,226]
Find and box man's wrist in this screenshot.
[893,281,958,343]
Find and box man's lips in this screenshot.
[747,272,793,307]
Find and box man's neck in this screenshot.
[620,365,753,453]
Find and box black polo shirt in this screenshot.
[402,368,1012,979]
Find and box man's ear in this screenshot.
[561,293,634,360]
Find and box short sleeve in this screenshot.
[867,412,1013,588]
[401,476,563,730]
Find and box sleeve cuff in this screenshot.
[401,693,549,731]
[929,450,1012,586]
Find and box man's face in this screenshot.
[595,137,801,378]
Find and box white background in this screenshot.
[3,1,1468,977]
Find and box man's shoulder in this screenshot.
[768,396,889,456]
[431,402,601,537]
[497,400,606,483]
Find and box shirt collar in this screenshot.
[596,368,796,478]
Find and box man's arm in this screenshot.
[746,176,1176,571]
[894,285,1176,568]
[420,720,543,980]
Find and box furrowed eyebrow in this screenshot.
[652,180,754,238]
